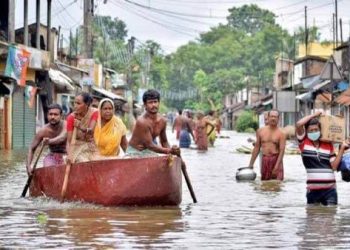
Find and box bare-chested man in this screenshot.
[127,89,180,156]
[26,104,67,175]
[248,109,286,181]
[179,113,195,148]
[172,109,183,140]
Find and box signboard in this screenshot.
[78,59,102,87]
[273,91,298,112]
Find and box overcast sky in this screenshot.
[15,0,350,54]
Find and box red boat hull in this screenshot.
[30,156,182,206]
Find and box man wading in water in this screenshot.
[296,111,348,205]
[126,89,180,156]
[26,104,67,173]
[248,109,286,180]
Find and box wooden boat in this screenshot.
[29,156,182,206]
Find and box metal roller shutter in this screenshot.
[12,87,36,148]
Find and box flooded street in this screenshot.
[1,130,350,249]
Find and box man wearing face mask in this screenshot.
[296,111,349,205]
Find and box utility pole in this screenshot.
[47,0,52,52]
[83,0,94,58]
[69,29,73,61]
[76,28,79,57]
[35,0,40,49]
[348,37,350,83]
[127,37,135,128]
[304,6,308,74]
[340,18,343,44]
[333,14,336,49]
[24,0,29,46]
[57,26,61,50]
[335,0,338,46]
[8,0,15,42]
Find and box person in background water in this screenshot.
[172,109,183,140]
[179,112,195,148]
[66,92,99,163]
[27,104,67,173]
[127,89,180,156]
[296,111,348,205]
[248,110,286,181]
[215,111,222,135]
[195,111,215,151]
[187,111,196,141]
[206,110,217,147]
[94,98,128,157]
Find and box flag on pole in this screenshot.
[4,45,31,87]
[25,86,37,109]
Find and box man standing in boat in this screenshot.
[127,89,180,156]
[26,104,67,174]
[248,109,286,181]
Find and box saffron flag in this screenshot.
[25,86,37,109]
[5,45,31,87]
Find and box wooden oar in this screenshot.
[21,142,45,197]
[60,127,77,202]
[180,156,197,203]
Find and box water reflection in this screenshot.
[297,206,344,249]
[252,180,283,193]
[43,206,184,248]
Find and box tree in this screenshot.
[93,15,128,41]
[227,4,277,35]
[294,25,321,44]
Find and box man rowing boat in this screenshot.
[127,89,180,156]
[26,104,67,174]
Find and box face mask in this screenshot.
[307,131,320,141]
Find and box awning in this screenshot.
[296,92,312,102]
[312,80,331,91]
[92,86,125,101]
[262,99,273,106]
[49,69,75,91]
[302,75,321,89]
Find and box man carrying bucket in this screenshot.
[248,109,286,181]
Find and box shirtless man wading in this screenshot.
[172,109,183,140]
[26,104,67,174]
[248,109,286,180]
[127,89,180,156]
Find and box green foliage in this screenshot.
[235,111,258,132]
[244,127,256,133]
[227,4,277,35]
[93,15,127,41]
[161,4,292,110]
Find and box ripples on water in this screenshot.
[1,131,350,249]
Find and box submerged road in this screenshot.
[1,130,350,249]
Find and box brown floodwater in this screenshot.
[1,130,350,249]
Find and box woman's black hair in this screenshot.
[77,92,93,106]
[305,117,321,130]
[143,89,160,103]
